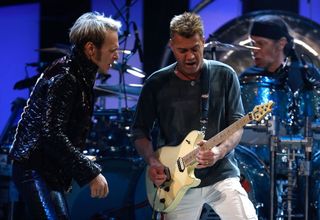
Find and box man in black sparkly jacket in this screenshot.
[9,12,121,219]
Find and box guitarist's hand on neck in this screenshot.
[196,128,243,168]
[196,141,226,168]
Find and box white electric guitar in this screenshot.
[145,101,274,213]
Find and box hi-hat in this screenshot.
[111,61,145,78]
[204,40,260,51]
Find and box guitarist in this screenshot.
[131,12,258,220]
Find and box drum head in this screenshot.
[205,10,320,74]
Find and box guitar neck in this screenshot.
[183,113,252,166]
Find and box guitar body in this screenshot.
[145,130,204,212]
[145,102,274,213]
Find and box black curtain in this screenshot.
[40,0,91,62]
[242,0,299,14]
[143,0,189,77]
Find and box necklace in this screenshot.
[174,67,199,86]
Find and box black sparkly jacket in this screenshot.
[9,48,101,190]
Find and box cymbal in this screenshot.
[13,74,40,90]
[35,47,70,55]
[93,84,141,101]
[204,40,259,51]
[94,84,142,96]
[111,61,145,78]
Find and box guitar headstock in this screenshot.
[250,101,274,122]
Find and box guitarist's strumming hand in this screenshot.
[196,140,226,168]
[148,159,167,187]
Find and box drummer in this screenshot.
[240,15,320,134]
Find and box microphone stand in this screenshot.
[116,0,132,114]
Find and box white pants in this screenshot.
[164,177,258,220]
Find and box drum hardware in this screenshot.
[268,115,314,220]
[303,117,313,220]
[111,61,145,78]
[269,134,278,220]
[86,108,137,158]
[279,136,310,146]
[312,120,320,133]
[244,122,269,131]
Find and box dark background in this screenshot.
[0,1,320,219]
[0,0,319,133]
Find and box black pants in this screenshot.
[12,162,70,220]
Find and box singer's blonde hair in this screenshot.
[69,12,121,49]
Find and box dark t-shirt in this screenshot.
[131,59,244,187]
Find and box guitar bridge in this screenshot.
[177,157,185,172]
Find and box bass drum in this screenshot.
[235,145,270,219]
[66,157,153,220]
[200,145,270,220]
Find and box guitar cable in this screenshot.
[152,187,160,220]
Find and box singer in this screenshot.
[9,12,121,219]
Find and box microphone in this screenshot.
[132,22,144,63]
[126,0,132,6]
[26,62,47,68]
[300,54,308,69]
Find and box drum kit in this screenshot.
[204,10,320,220]
[239,73,320,220]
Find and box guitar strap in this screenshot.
[200,60,210,136]
[195,60,211,178]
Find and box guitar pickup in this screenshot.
[177,157,185,172]
[164,166,171,181]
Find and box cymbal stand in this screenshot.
[276,124,312,220]
[113,0,133,113]
[301,116,313,220]
[205,36,217,60]
[269,115,279,220]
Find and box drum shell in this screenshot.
[235,145,270,219]
[200,146,271,220]
[66,157,152,220]
[240,75,289,121]
[86,109,137,158]
[239,76,290,146]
